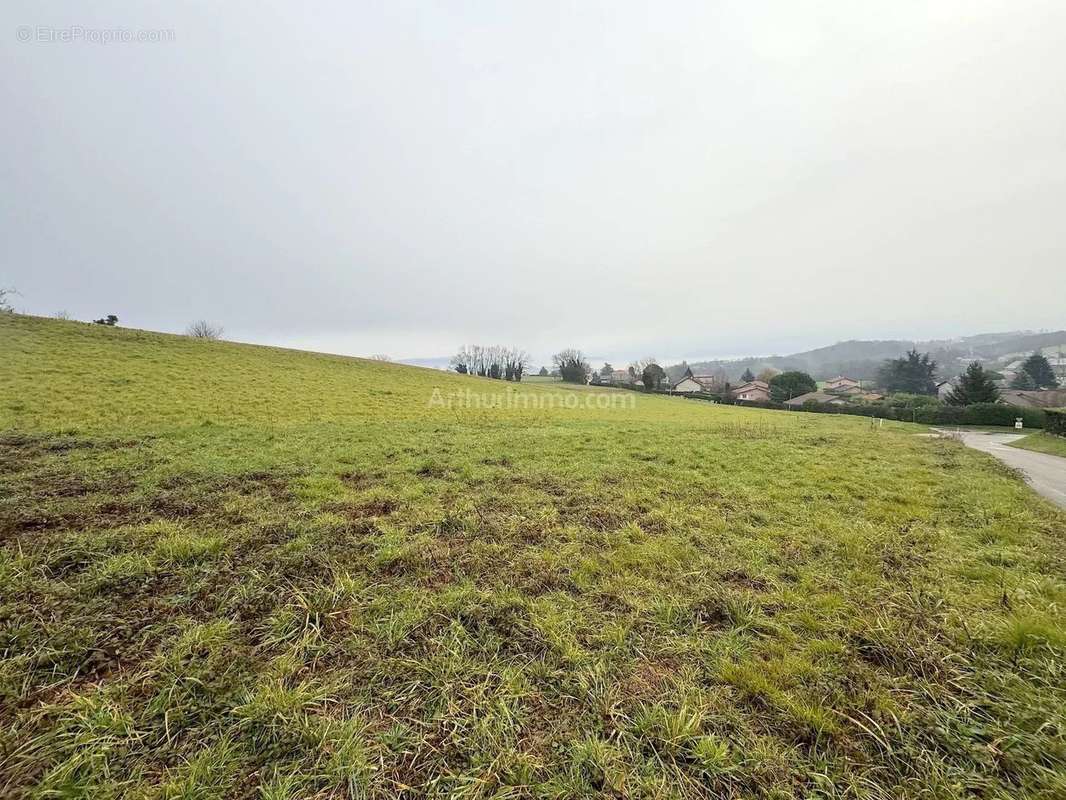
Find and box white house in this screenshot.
[671,368,726,393]
[672,376,705,393]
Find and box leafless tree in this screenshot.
[451,344,530,381]
[630,356,659,376]
[553,348,591,383]
[53,310,71,320]
[0,287,18,313]
[504,347,530,381]
[186,320,224,340]
[369,354,392,362]
[450,345,474,374]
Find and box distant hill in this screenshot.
[670,330,1066,383]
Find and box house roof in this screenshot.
[672,376,713,390]
[732,380,769,392]
[784,391,842,406]
[999,389,1066,408]
[826,376,859,384]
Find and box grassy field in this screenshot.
[1009,432,1066,459]
[1,313,1065,799]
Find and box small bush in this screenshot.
[1046,409,1066,437]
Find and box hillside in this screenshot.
[674,330,1066,382]
[1,314,1065,798]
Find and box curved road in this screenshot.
[943,431,1066,509]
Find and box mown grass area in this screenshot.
[1,313,1065,799]
[1009,431,1066,459]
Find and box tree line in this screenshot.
[449,345,531,381]
[875,347,1058,405]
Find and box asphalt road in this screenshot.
[946,431,1066,509]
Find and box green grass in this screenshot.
[1009,431,1066,459]
[1,313,1065,798]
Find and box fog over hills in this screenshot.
[403,329,1066,381]
[667,330,1066,382]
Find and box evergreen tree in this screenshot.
[741,368,756,382]
[876,349,937,395]
[946,361,1000,406]
[1009,370,1036,390]
[1020,351,1059,388]
[641,363,666,390]
[769,371,816,403]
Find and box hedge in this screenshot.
[1047,409,1066,437]
[784,399,1045,428]
[681,390,1049,429]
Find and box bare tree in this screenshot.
[553,349,591,383]
[451,345,529,380]
[186,320,224,340]
[630,356,659,376]
[369,354,392,362]
[0,287,18,313]
[504,347,530,381]
[53,310,71,320]
[450,345,474,374]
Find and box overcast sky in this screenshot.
[3,1,1065,366]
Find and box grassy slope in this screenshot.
[1,313,1064,799]
[1009,431,1066,459]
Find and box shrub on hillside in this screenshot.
[885,393,941,409]
[782,398,1046,429]
[1046,409,1066,437]
[909,403,1044,428]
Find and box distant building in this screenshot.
[824,376,861,392]
[672,374,726,394]
[784,391,846,408]
[731,380,770,403]
[672,376,705,393]
[999,389,1066,409]
[936,379,957,401]
[826,384,863,396]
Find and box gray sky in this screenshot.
[3,1,1065,366]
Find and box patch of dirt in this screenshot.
[338,470,384,489]
[345,498,399,518]
[720,569,771,592]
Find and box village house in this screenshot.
[936,379,957,401]
[671,368,727,394]
[998,388,1066,409]
[824,376,861,392]
[731,380,770,403]
[784,390,847,408]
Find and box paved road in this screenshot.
[942,430,1066,509]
